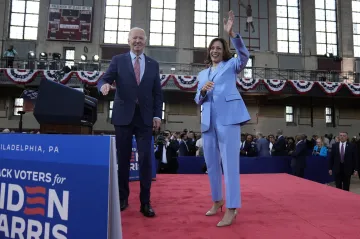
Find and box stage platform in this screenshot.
[121,174,360,239]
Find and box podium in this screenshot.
[40,124,92,134]
[0,134,123,239]
[33,79,98,134]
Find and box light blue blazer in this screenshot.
[194,34,251,133]
[313,145,328,157]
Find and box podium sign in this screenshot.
[0,134,122,239]
[129,136,157,181]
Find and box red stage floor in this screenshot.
[121,174,360,239]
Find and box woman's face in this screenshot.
[210,40,224,64]
[316,139,321,146]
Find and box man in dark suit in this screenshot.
[329,132,358,191]
[178,133,189,156]
[256,132,270,157]
[289,134,308,178]
[97,27,162,217]
[240,134,257,157]
[272,129,287,156]
[155,130,180,174]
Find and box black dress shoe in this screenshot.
[120,199,128,211]
[140,203,155,217]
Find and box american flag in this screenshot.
[21,89,38,101]
[20,89,38,112]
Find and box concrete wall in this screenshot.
[0,0,359,136]
[0,0,356,68]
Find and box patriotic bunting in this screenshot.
[43,70,72,84]
[344,83,360,96]
[236,78,260,90]
[289,80,315,94]
[263,79,287,92]
[0,68,360,96]
[75,71,104,85]
[173,75,198,90]
[317,81,342,95]
[4,69,39,84]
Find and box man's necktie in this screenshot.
[340,143,345,163]
[134,56,140,85]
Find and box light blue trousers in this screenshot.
[202,103,241,209]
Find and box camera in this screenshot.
[156,135,166,145]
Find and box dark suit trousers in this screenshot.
[292,167,305,178]
[114,105,153,204]
[334,163,351,191]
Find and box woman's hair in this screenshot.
[205,38,233,65]
[316,138,324,147]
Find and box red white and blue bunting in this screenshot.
[75,71,104,85]
[173,75,198,90]
[317,81,342,95]
[1,68,360,96]
[263,79,287,92]
[4,69,39,84]
[43,70,72,84]
[344,83,360,96]
[236,78,260,90]
[289,80,315,94]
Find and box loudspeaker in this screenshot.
[33,79,97,125]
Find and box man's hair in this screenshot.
[128,27,147,40]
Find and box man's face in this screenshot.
[164,130,171,138]
[246,135,252,142]
[128,29,146,53]
[339,133,348,142]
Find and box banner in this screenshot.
[0,134,122,239]
[129,136,157,181]
[47,4,93,42]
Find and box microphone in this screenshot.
[54,66,72,82]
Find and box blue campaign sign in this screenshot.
[0,134,112,239]
[129,136,157,181]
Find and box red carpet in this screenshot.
[121,174,360,239]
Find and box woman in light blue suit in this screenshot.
[312,138,328,157]
[194,10,250,227]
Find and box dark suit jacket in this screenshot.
[186,139,196,156]
[97,52,162,126]
[273,136,287,156]
[179,141,189,156]
[241,141,257,157]
[329,142,358,176]
[291,141,308,169]
[155,139,180,171]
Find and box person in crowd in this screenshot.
[286,137,295,153]
[155,130,180,174]
[256,132,270,157]
[329,132,358,191]
[312,138,328,157]
[3,45,17,68]
[272,129,287,156]
[194,10,250,227]
[240,134,257,157]
[289,134,308,178]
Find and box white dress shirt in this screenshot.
[162,141,170,164]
